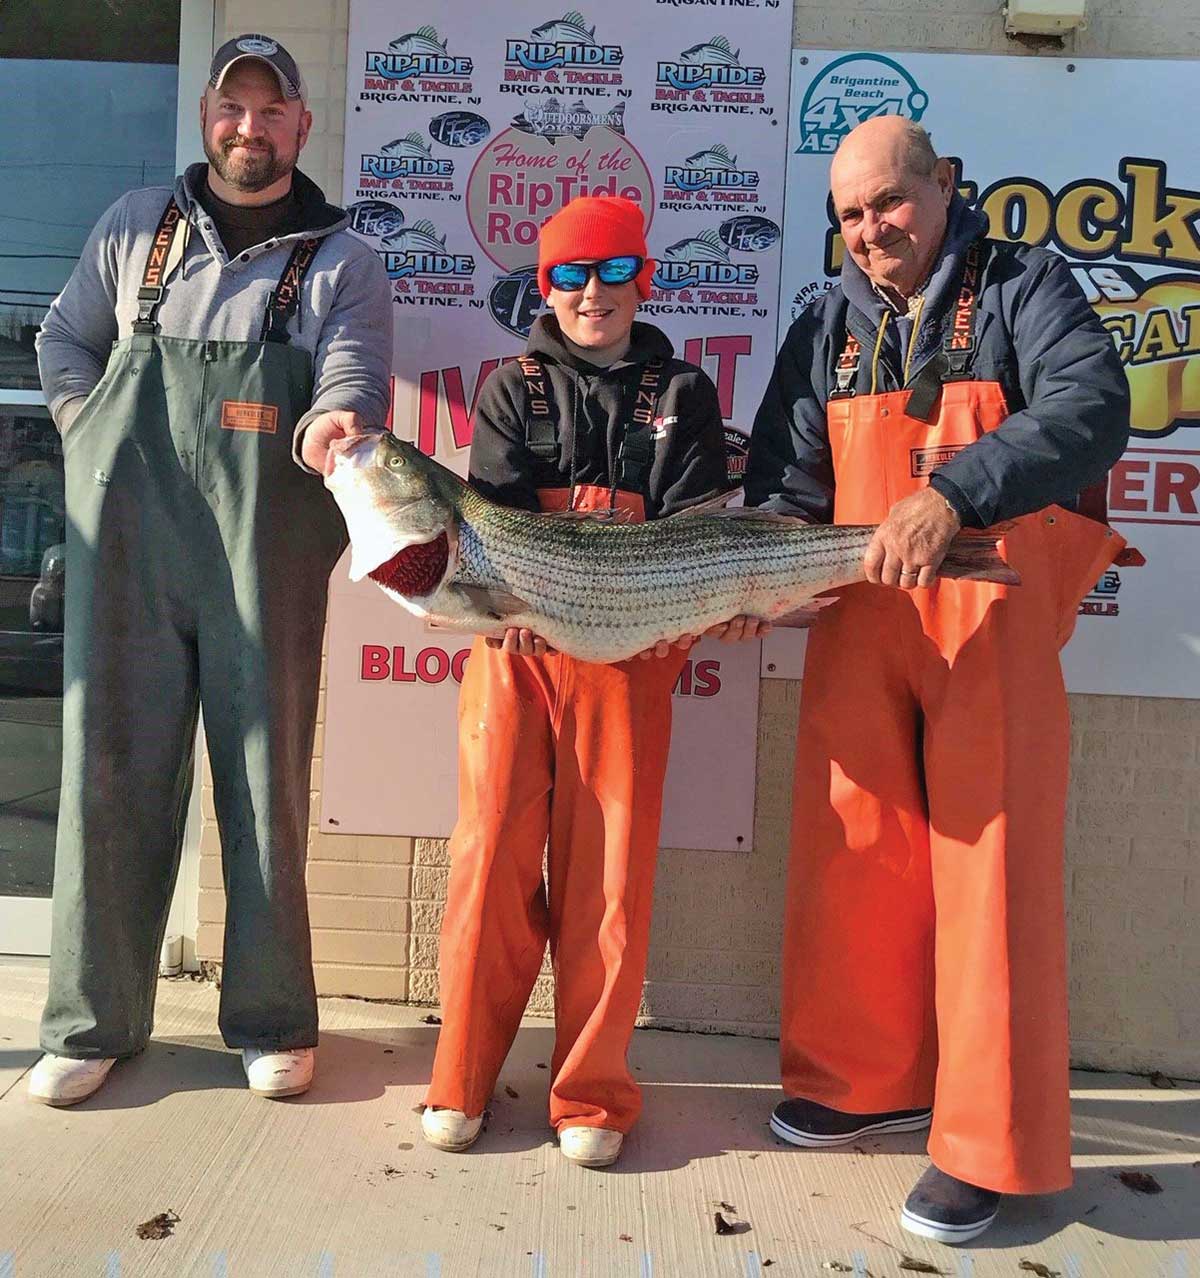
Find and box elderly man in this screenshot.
[747,117,1130,1243]
[30,35,392,1106]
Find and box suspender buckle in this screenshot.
[132,285,165,334]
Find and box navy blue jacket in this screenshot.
[746,195,1131,527]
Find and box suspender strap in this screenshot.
[906,239,989,422]
[261,236,322,343]
[133,200,187,334]
[519,356,558,462]
[615,358,665,489]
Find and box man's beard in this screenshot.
[205,132,297,192]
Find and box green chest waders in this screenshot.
[41,202,347,1057]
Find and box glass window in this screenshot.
[0,409,64,897]
[0,0,181,390]
[0,5,180,908]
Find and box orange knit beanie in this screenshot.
[536,195,655,300]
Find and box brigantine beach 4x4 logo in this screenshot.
[797,54,928,154]
[503,11,624,94]
[378,217,475,307]
[661,142,761,212]
[357,133,455,201]
[361,26,474,103]
[654,36,768,114]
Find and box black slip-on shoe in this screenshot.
[900,1165,1001,1244]
[769,1097,933,1147]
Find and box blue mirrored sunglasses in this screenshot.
[547,255,644,291]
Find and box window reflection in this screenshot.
[0,411,63,898]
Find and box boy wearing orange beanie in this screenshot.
[422,196,763,1166]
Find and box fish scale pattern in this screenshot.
[449,489,878,662]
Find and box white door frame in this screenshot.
[0,0,216,959]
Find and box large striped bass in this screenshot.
[325,430,1019,665]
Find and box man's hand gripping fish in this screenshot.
[325,429,1019,665]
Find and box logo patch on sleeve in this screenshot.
[221,401,279,434]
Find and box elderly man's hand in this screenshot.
[487,628,556,657]
[301,410,369,474]
[864,488,962,590]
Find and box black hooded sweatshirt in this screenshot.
[467,314,729,520]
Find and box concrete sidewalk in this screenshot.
[0,961,1196,1278]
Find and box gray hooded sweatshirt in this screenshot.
[36,163,393,468]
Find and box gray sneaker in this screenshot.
[900,1165,1001,1244]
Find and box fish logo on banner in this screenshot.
[429,111,491,148]
[379,217,476,305]
[653,228,758,294]
[510,96,625,143]
[347,199,406,239]
[661,143,762,212]
[655,35,767,105]
[359,133,455,186]
[719,215,781,252]
[488,265,545,338]
[796,54,929,154]
[504,11,624,93]
[361,26,474,103]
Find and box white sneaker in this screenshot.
[421,1106,483,1151]
[559,1126,623,1167]
[28,1054,116,1106]
[241,1047,314,1098]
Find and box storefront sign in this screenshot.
[781,50,1200,698]
[323,0,795,846]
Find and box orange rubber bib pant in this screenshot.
[780,378,1125,1195]
[426,484,686,1133]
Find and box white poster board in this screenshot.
[781,50,1200,698]
[321,0,796,848]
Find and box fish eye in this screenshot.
[388,456,404,469]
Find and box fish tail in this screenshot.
[939,530,1021,585]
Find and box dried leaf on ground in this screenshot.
[822,1264,852,1274]
[420,1014,442,1025]
[505,1085,520,1099]
[1116,1170,1164,1194]
[382,1166,403,1179]
[1149,1071,1176,1089]
[1018,1262,1061,1277]
[899,1259,946,1274]
[619,1234,633,1242]
[718,1200,737,1212]
[135,1210,180,1241]
[714,1212,737,1235]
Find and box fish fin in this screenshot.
[770,597,840,629]
[697,227,725,251]
[939,530,1021,585]
[562,10,587,25]
[665,487,745,517]
[405,130,426,145]
[447,584,531,620]
[416,24,441,40]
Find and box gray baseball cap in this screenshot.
[209,34,308,104]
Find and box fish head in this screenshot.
[324,430,459,586]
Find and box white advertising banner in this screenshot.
[321,0,796,848]
[781,50,1200,698]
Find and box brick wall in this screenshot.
[196,0,1200,1077]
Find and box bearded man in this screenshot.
[30,35,392,1105]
